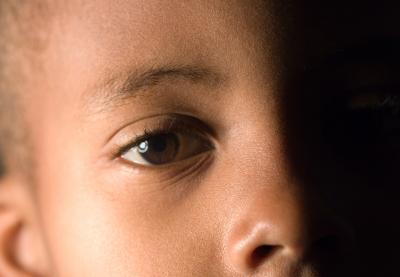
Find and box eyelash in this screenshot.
[113,116,212,159]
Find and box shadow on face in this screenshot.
[280,1,400,276]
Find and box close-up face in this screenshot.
[1,0,400,276]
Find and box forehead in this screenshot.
[38,0,267,96]
[42,0,400,77]
[29,0,280,121]
[48,0,274,73]
[28,0,400,120]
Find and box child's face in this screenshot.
[15,0,400,276]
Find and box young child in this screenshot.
[0,0,399,276]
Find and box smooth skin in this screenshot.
[1,0,400,276]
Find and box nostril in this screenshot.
[310,233,353,261]
[250,245,277,267]
[318,235,338,249]
[315,235,342,253]
[303,233,356,275]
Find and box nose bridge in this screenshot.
[225,104,313,249]
[231,111,309,238]
[225,177,311,255]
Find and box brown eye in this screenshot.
[345,91,400,134]
[135,134,179,165]
[121,132,213,166]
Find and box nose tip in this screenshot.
[228,222,282,273]
[226,220,353,275]
[223,191,355,275]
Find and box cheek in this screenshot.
[33,150,219,276]
[31,134,130,275]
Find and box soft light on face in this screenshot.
[13,0,400,276]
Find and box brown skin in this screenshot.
[0,0,400,276]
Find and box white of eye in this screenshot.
[121,145,153,166]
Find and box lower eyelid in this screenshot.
[114,149,214,190]
[154,151,215,190]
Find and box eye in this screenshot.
[121,131,213,166]
[321,86,400,154]
[347,91,400,114]
[345,89,400,139]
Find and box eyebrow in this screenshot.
[84,64,223,113]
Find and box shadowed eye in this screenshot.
[121,131,213,166]
[347,91,400,114]
[343,88,400,142]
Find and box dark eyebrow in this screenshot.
[84,64,223,113]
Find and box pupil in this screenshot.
[150,135,168,152]
[138,134,179,165]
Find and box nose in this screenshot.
[223,182,355,275]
